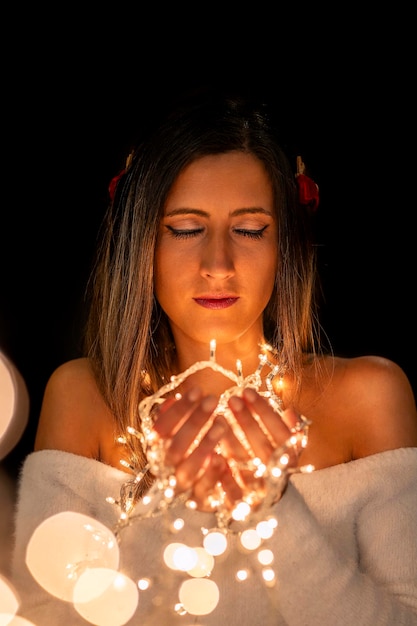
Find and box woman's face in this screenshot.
[154,151,278,352]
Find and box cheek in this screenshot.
[248,249,277,286]
[154,247,185,306]
[252,256,277,308]
[153,249,167,302]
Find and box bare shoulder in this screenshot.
[325,354,408,391]
[337,355,417,453]
[34,358,115,459]
[297,355,417,467]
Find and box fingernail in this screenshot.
[242,387,257,402]
[201,395,218,413]
[211,453,223,468]
[187,387,201,402]
[208,421,225,441]
[229,396,244,411]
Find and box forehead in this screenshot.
[165,152,274,212]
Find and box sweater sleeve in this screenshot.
[271,448,417,626]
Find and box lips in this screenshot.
[193,297,239,310]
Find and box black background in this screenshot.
[1,10,416,478]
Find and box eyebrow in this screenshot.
[164,207,273,217]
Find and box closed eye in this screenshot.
[166,225,204,239]
[233,225,268,239]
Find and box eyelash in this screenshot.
[235,226,267,239]
[166,225,268,240]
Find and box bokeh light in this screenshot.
[0,574,19,626]
[26,512,119,601]
[0,351,28,460]
[202,530,228,556]
[186,547,214,578]
[178,578,219,615]
[73,568,138,626]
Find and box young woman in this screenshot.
[11,87,417,625]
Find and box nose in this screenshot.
[200,233,235,279]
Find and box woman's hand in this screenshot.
[152,387,243,511]
[214,387,301,507]
[223,387,301,465]
[151,386,303,513]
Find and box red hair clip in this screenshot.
[108,169,126,200]
[295,156,319,212]
[108,152,134,201]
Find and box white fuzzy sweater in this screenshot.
[11,448,417,626]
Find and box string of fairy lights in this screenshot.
[105,340,314,618]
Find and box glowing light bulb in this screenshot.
[178,578,219,615]
[256,520,274,539]
[25,512,119,601]
[231,501,251,521]
[210,339,216,361]
[271,466,283,478]
[240,529,262,551]
[171,517,185,532]
[164,543,187,570]
[137,578,151,590]
[174,602,188,616]
[164,486,175,499]
[303,464,315,473]
[0,574,19,625]
[186,547,214,578]
[236,569,249,581]
[261,567,276,585]
[254,461,266,477]
[236,359,243,383]
[203,530,228,556]
[257,548,274,565]
[73,568,138,626]
[172,545,198,572]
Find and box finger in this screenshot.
[153,387,204,437]
[217,421,250,461]
[228,389,291,461]
[227,394,274,461]
[171,417,226,490]
[242,387,293,442]
[165,395,218,465]
[217,458,245,505]
[280,406,302,431]
[191,453,243,511]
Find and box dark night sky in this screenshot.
[1,14,415,476]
